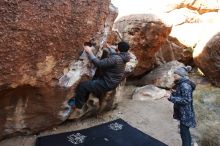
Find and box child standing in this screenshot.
[166,66,196,146]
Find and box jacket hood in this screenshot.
[117,52,131,63]
[175,77,196,90]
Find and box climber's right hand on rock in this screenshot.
[84,45,93,54]
[106,43,111,48]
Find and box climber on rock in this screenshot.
[62,41,131,119]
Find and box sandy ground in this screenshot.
[0,94,182,146]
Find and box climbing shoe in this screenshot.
[68,98,76,107]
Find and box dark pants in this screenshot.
[180,124,191,146]
[74,79,110,109]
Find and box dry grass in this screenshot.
[193,84,220,146]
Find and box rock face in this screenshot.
[155,36,193,66]
[167,0,220,14]
[193,32,220,87]
[136,61,185,89]
[0,0,117,140]
[132,85,166,101]
[107,30,122,45]
[113,14,171,77]
[164,0,220,55]
[162,1,220,87]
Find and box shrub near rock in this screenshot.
[193,83,220,146]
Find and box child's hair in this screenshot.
[174,65,192,77]
[84,42,96,47]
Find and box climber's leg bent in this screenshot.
[61,79,109,119]
[73,80,94,109]
[70,79,109,109]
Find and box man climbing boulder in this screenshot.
[62,41,131,119]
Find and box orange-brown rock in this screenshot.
[0,0,117,140]
[167,0,220,14]
[193,32,220,87]
[107,30,122,45]
[113,14,171,77]
[165,1,220,48]
[155,36,193,66]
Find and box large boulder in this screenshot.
[136,61,185,89]
[0,0,117,140]
[155,36,193,66]
[163,8,200,26]
[106,30,122,45]
[167,0,220,14]
[199,12,220,24]
[193,32,220,87]
[170,22,220,48]
[163,0,220,54]
[113,14,171,77]
[132,85,167,101]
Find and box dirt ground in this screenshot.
[0,92,182,146]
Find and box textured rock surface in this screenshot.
[106,30,122,45]
[0,94,182,146]
[162,0,220,54]
[136,61,185,89]
[193,32,220,87]
[132,85,167,101]
[113,14,171,77]
[0,0,117,140]
[167,0,220,14]
[155,36,193,66]
[170,22,220,48]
